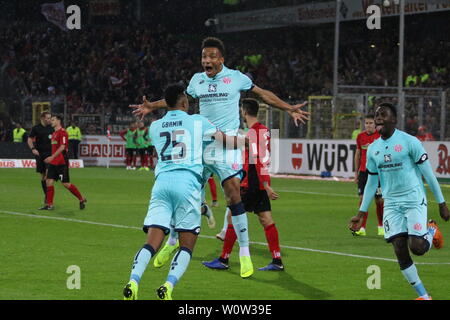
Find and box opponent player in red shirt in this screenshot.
[40,115,87,210]
[203,98,284,271]
[353,114,383,236]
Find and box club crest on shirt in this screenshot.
[384,154,392,162]
[394,144,403,152]
[208,84,217,92]
[223,77,232,84]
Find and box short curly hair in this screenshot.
[201,37,226,57]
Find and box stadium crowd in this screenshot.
[0,13,449,139]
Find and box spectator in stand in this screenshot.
[1,16,448,139]
[416,126,435,142]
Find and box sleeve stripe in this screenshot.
[367,170,378,175]
[416,153,428,165]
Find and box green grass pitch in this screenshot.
[1,167,449,300]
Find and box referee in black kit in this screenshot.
[27,111,54,205]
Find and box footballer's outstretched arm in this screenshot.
[251,85,309,126]
[129,96,167,119]
[130,95,197,119]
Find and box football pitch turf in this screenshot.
[1,167,449,300]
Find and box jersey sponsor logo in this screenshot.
[223,77,232,84]
[198,92,229,99]
[378,162,402,169]
[208,84,217,92]
[394,144,403,152]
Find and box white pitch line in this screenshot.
[277,189,442,204]
[277,189,356,198]
[1,210,449,265]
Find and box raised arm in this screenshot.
[129,96,168,119]
[251,85,309,126]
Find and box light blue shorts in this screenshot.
[202,141,244,186]
[383,200,428,242]
[143,170,202,235]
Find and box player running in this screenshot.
[28,111,54,206]
[131,37,308,278]
[123,84,243,300]
[39,115,87,210]
[203,98,284,271]
[348,102,449,300]
[353,114,384,236]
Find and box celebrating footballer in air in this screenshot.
[131,37,309,280]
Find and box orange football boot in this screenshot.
[428,220,444,249]
[415,296,432,300]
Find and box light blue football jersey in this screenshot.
[186,65,253,135]
[366,129,429,203]
[149,110,217,180]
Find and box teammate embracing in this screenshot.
[203,98,284,271]
[131,37,308,278]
